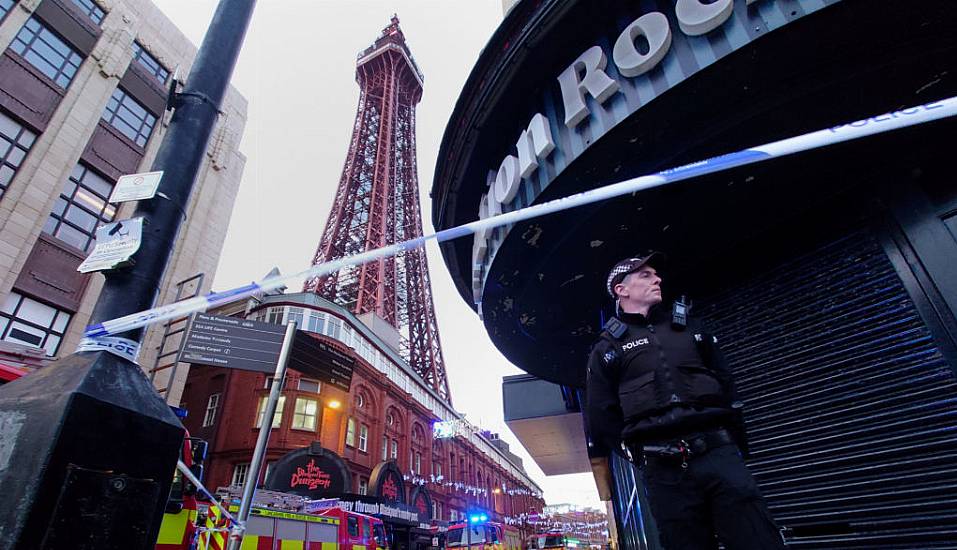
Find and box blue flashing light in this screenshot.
[469,513,488,524]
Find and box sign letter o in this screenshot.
[675,0,733,36]
[613,12,672,78]
[493,155,521,204]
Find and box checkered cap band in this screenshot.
[606,253,660,296]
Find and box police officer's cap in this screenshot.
[606,252,663,297]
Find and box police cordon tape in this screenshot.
[84,97,957,340]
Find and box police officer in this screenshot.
[585,253,785,550]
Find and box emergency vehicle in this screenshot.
[446,521,521,550]
[524,533,568,549]
[155,428,207,549]
[192,498,390,550]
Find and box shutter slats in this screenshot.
[697,231,957,546]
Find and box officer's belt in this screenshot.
[641,428,733,459]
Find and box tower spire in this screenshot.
[304,19,450,403]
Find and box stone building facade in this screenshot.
[0,0,247,399]
[180,292,545,532]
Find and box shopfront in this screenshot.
[432,0,957,547]
[364,460,435,550]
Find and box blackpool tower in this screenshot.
[304,17,451,403]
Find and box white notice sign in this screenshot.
[109,170,163,203]
[77,217,144,273]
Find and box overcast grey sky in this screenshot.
[151,0,602,509]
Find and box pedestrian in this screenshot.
[585,253,786,549]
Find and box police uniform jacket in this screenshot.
[585,306,748,453]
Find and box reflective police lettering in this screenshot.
[622,338,650,351]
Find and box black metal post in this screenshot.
[0,1,256,548]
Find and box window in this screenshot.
[358,478,368,495]
[306,311,325,334]
[450,510,458,522]
[381,436,388,461]
[358,424,368,452]
[231,463,249,486]
[9,18,83,88]
[203,393,220,427]
[386,412,395,427]
[0,0,13,20]
[102,88,157,147]
[69,0,105,25]
[346,417,356,447]
[287,306,304,327]
[264,376,287,390]
[131,41,169,84]
[0,111,37,199]
[415,452,422,474]
[291,397,318,431]
[298,378,320,393]
[355,393,365,409]
[0,292,70,355]
[44,164,116,252]
[390,439,398,460]
[255,395,285,428]
[347,516,359,537]
[326,316,341,339]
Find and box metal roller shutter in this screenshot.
[696,230,957,549]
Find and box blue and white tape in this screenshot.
[84,97,957,339]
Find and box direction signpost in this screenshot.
[289,332,354,392]
[180,313,287,372]
[180,313,355,392]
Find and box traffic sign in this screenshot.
[109,171,163,203]
[180,313,286,372]
[289,332,354,392]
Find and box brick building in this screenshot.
[180,291,545,535]
[0,0,246,396]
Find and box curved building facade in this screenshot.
[432,1,957,547]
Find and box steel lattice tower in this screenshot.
[304,16,451,403]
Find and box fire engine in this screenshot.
[446,520,521,550]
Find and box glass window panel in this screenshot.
[101,88,156,148]
[0,113,19,140]
[1,292,19,315]
[52,311,70,332]
[16,296,56,326]
[41,217,56,235]
[6,147,25,166]
[6,322,45,346]
[73,187,106,213]
[81,168,112,197]
[255,395,284,428]
[297,379,320,393]
[69,0,105,25]
[17,130,35,148]
[0,318,8,337]
[0,166,13,187]
[42,335,61,355]
[64,205,97,231]
[131,41,169,85]
[54,223,89,250]
[11,19,82,89]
